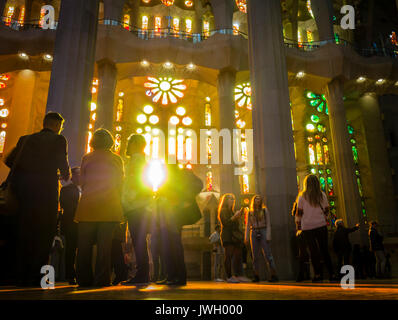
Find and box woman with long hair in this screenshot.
[245,195,278,282]
[295,174,337,282]
[217,193,244,283]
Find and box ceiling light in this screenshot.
[296,71,305,78]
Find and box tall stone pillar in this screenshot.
[217,68,239,198]
[103,0,125,22]
[209,0,233,31]
[130,0,140,28]
[326,78,366,244]
[0,0,6,19]
[96,59,117,131]
[46,0,99,167]
[247,0,297,279]
[359,93,398,234]
[311,0,334,41]
[24,0,33,23]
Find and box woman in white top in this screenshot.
[245,195,278,282]
[295,174,337,283]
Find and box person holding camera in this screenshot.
[244,195,278,283]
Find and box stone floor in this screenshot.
[0,279,397,300]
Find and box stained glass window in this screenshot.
[186,19,192,34]
[203,21,210,37]
[236,0,247,13]
[205,103,211,126]
[144,77,186,105]
[173,18,179,33]
[19,6,25,26]
[233,23,240,35]
[0,130,6,154]
[123,14,130,30]
[316,142,323,165]
[308,144,316,165]
[116,98,123,122]
[5,7,14,26]
[142,16,149,30]
[235,83,252,110]
[206,171,213,191]
[155,17,162,33]
[242,174,249,194]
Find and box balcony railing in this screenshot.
[2,17,397,59]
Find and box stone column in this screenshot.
[310,0,334,41]
[130,0,140,28]
[95,59,117,131]
[46,0,99,167]
[217,68,240,198]
[24,0,33,23]
[325,78,366,244]
[209,0,233,31]
[359,93,398,234]
[103,0,125,23]
[247,0,298,279]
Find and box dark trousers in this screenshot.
[76,222,117,287]
[160,225,186,282]
[223,244,242,278]
[111,238,128,284]
[302,226,334,279]
[15,181,58,286]
[127,213,150,281]
[336,250,351,274]
[150,233,166,282]
[297,234,310,280]
[63,222,77,281]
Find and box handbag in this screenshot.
[0,135,30,216]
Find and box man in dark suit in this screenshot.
[5,112,71,287]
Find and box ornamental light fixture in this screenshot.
[43,54,53,61]
[19,52,28,59]
[141,60,149,67]
[376,79,386,85]
[357,76,366,83]
[164,61,173,69]
[296,71,305,78]
[187,63,195,70]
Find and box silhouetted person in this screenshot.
[74,129,124,287]
[60,167,81,285]
[369,221,386,278]
[121,134,152,286]
[352,244,365,279]
[5,112,70,287]
[332,219,359,275]
[111,222,128,285]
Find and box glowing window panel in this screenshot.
[144,105,154,114]
[176,106,186,116]
[0,82,6,89]
[144,134,151,156]
[323,144,330,165]
[155,17,162,33]
[170,116,179,125]
[206,171,213,191]
[90,102,97,111]
[5,7,15,26]
[241,141,248,162]
[1,123,7,129]
[0,131,6,154]
[242,174,249,194]
[168,137,176,155]
[316,142,323,165]
[235,83,252,110]
[307,30,313,43]
[236,119,246,129]
[0,99,4,106]
[327,176,334,194]
[308,144,316,165]
[0,109,9,118]
[142,16,149,30]
[145,126,151,132]
[320,176,326,191]
[19,6,25,26]
[233,23,240,35]
[357,177,363,197]
[86,131,93,153]
[149,115,159,125]
[177,135,184,160]
[205,103,211,126]
[306,124,315,132]
[161,0,174,6]
[114,134,121,154]
[236,0,247,13]
[307,0,314,18]
[352,145,359,164]
[185,1,193,7]
[311,115,320,123]
[298,30,303,48]
[348,125,355,135]
[144,77,186,105]
[186,138,193,161]
[0,74,9,81]
[182,117,192,126]
[39,7,46,28]
[136,128,143,134]
[207,137,212,158]
[116,126,122,132]
[173,18,179,33]
[137,114,147,124]
[186,19,192,34]
[305,91,328,114]
[123,14,130,30]
[116,99,123,122]
[203,21,210,37]
[91,113,96,121]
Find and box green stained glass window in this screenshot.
[334,33,340,44]
[350,138,356,144]
[305,91,328,115]
[319,169,324,175]
[311,168,317,174]
[310,99,320,107]
[330,200,335,206]
[326,169,331,175]
[355,170,360,176]
[331,208,336,214]
[348,125,354,135]
[307,91,317,99]
[317,103,325,113]
[327,176,333,189]
[352,145,359,164]
[357,177,363,197]
[320,176,326,191]
[311,115,320,123]
[317,124,325,132]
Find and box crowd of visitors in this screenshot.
[0,112,392,288]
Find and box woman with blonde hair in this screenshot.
[245,195,278,282]
[295,174,337,282]
[217,193,244,283]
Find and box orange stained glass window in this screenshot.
[207,137,212,159]
[308,144,316,165]
[142,16,149,30]
[155,17,162,32]
[0,130,6,154]
[114,134,121,154]
[185,19,192,34]
[123,14,130,30]
[241,141,248,162]
[206,171,213,191]
[316,142,323,165]
[116,98,123,122]
[323,144,330,164]
[205,103,211,126]
[19,6,25,26]
[86,131,93,153]
[233,23,239,35]
[5,7,15,26]
[203,21,210,37]
[242,174,249,194]
[173,18,180,33]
